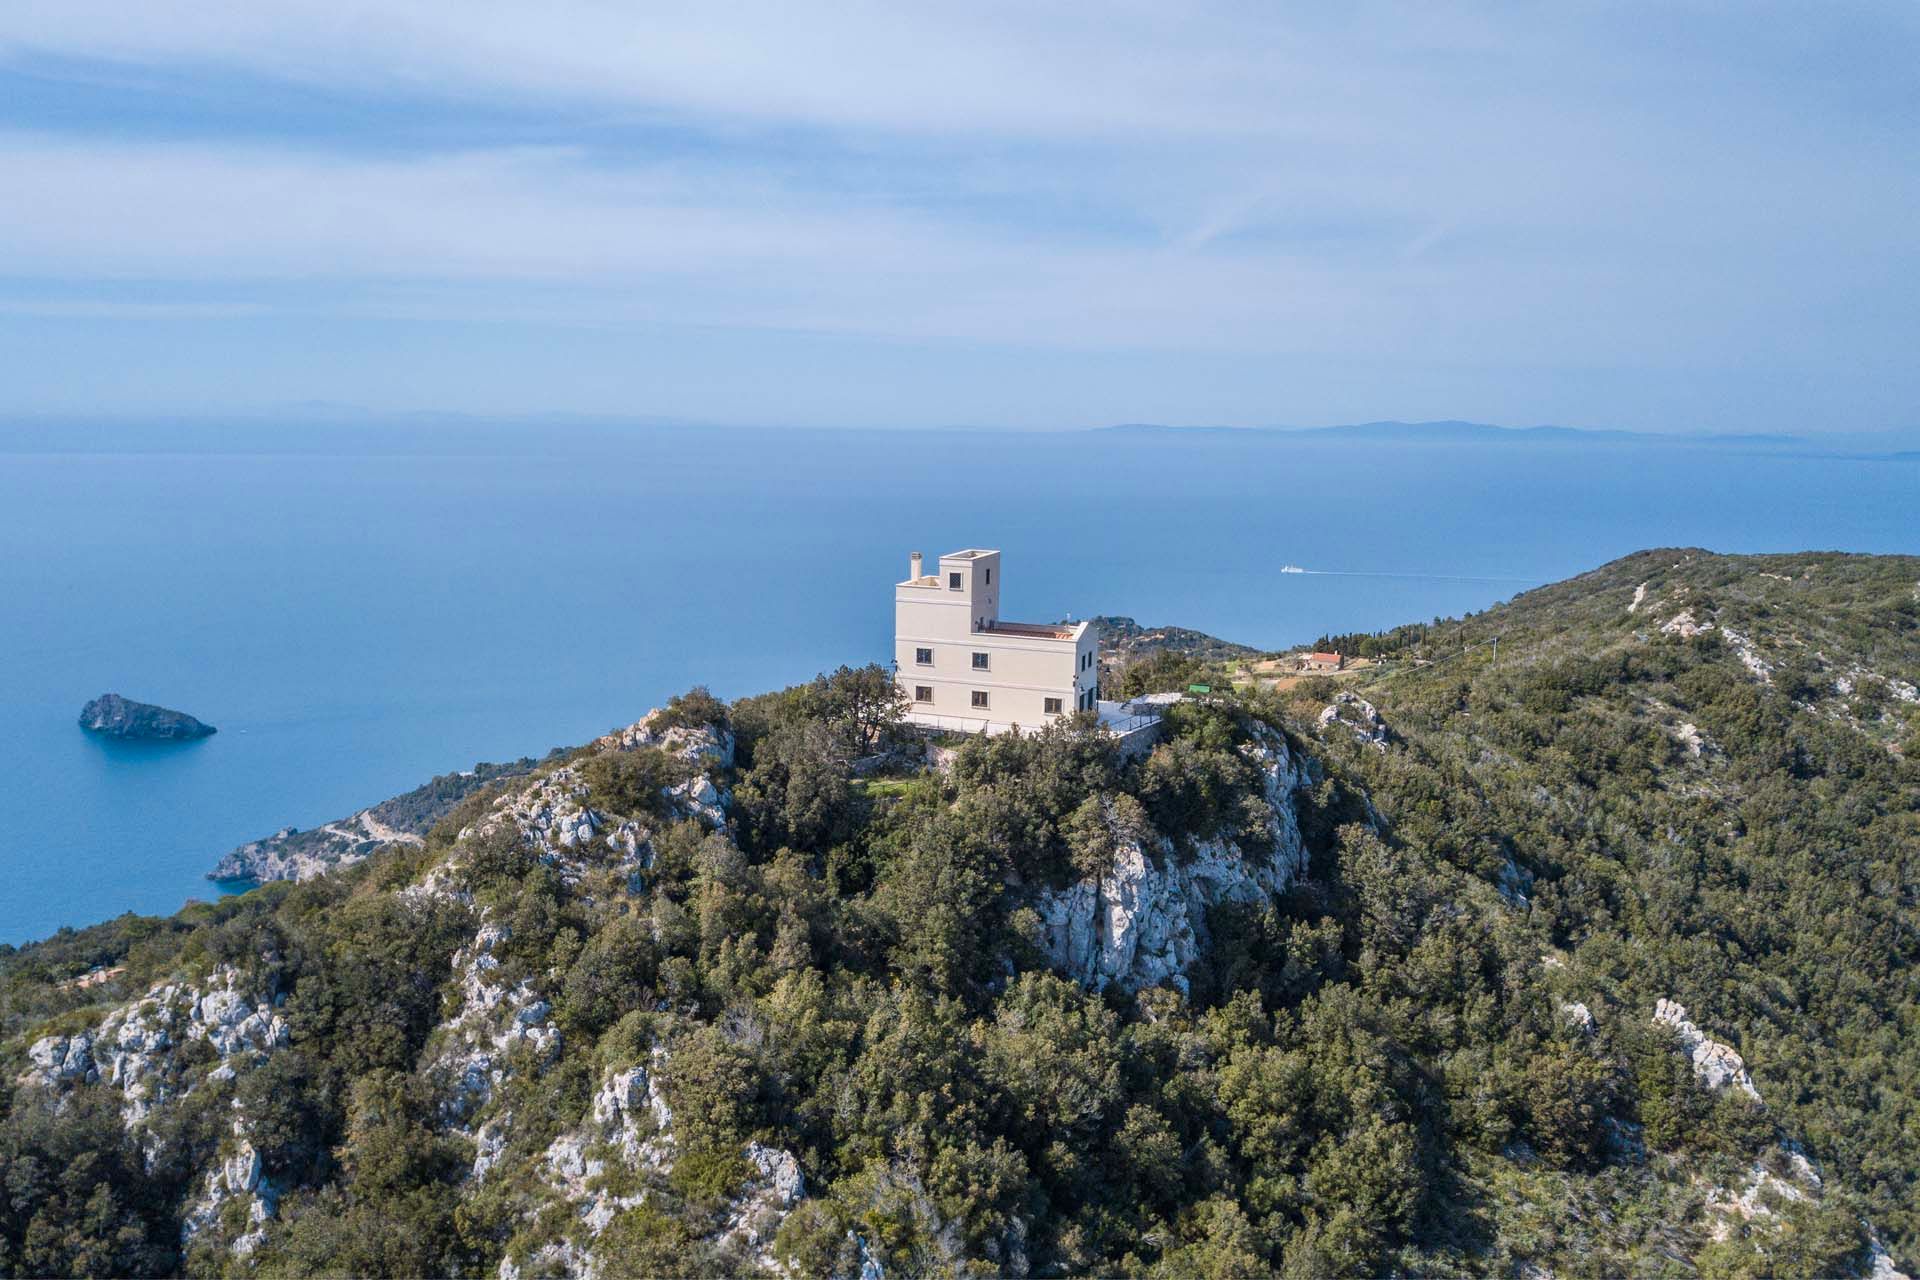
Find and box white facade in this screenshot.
[894,548,1098,732]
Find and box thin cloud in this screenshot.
[0,4,1914,428]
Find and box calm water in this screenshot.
[2,423,1914,944]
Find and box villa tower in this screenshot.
[893,548,1098,732]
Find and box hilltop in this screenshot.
[1,551,1915,1278]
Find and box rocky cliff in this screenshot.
[1033,720,1312,994]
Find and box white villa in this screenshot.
[893,548,1099,733]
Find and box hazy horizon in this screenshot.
[4,412,1918,455]
[3,4,1917,435]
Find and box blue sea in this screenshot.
[2,420,1915,944]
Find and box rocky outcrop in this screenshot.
[1672,721,1713,756]
[1652,998,1760,1101]
[1719,626,1774,682]
[1317,692,1389,749]
[1707,1144,1820,1237]
[1869,1238,1913,1280]
[1647,1003,1911,1276]
[1661,610,1711,639]
[595,712,735,771]
[433,920,560,1148]
[601,711,736,826]
[1034,723,1310,994]
[181,1119,279,1257]
[488,769,609,863]
[18,966,287,1127]
[465,712,735,879]
[501,1052,808,1280]
[1656,613,1774,683]
[1700,1144,1911,1279]
[23,706,760,1274]
[78,692,215,740]
[718,1143,807,1269]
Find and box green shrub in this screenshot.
[581,747,687,819]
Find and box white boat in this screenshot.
[1279,564,1306,574]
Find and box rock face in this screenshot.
[1317,692,1390,749]
[1034,722,1311,994]
[78,692,215,740]
[181,1119,278,1257]
[18,966,289,1127]
[1653,998,1761,1101]
[433,918,562,1159]
[501,1052,809,1280]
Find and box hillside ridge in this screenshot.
[2,549,1914,1278]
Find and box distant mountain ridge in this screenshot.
[1096,419,1805,445]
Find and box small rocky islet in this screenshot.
[77,692,217,741]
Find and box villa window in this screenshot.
[948,572,962,590]
[914,686,934,703]
[915,647,933,665]
[971,651,989,670]
[971,690,989,709]
[1044,697,1063,714]
[985,568,992,585]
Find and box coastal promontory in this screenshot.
[77,692,216,741]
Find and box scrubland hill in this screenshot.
[1,549,1915,1278]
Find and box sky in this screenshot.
[1,3,1915,433]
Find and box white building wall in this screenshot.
[893,548,1098,732]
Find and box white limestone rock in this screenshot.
[596,710,736,825]
[1661,609,1712,639]
[597,710,736,771]
[500,1239,595,1280]
[179,1118,279,1256]
[462,711,732,890]
[1866,1237,1912,1280]
[716,1142,807,1271]
[1497,856,1535,909]
[503,1051,806,1280]
[22,1032,96,1086]
[1673,721,1713,756]
[1652,998,1761,1101]
[1317,692,1389,749]
[1719,627,1774,682]
[20,967,286,1128]
[488,767,604,863]
[1034,724,1310,994]
[434,918,561,1156]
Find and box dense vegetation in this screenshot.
[1,550,1914,1278]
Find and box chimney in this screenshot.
[909,551,924,581]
